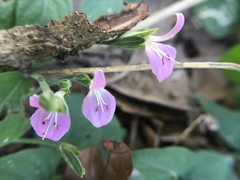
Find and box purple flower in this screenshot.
[82,70,116,128]
[29,92,70,141]
[145,13,185,82]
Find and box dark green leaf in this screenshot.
[219,44,240,85]
[195,94,240,151]
[15,0,73,26]
[81,0,124,22]
[184,150,233,179]
[0,113,30,147]
[0,71,32,111]
[59,143,85,178]
[193,0,240,39]
[132,147,233,180]
[61,93,126,151]
[0,0,16,29]
[0,147,60,180]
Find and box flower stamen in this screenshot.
[53,113,58,129]
[82,69,116,128]
[42,113,55,140]
[94,90,108,112]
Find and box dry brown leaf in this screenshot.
[190,69,230,100]
[101,140,133,180]
[109,48,192,111]
[64,146,104,180]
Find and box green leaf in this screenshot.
[132,147,233,180]
[0,71,32,111]
[59,143,85,178]
[184,150,233,179]
[219,44,240,86]
[195,94,240,151]
[15,0,73,26]
[192,0,240,39]
[0,0,16,29]
[81,0,124,22]
[61,93,126,151]
[0,147,60,180]
[0,113,30,147]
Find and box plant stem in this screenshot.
[12,138,58,147]
[35,62,240,75]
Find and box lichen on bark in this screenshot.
[0,2,149,69]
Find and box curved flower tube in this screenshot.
[82,70,116,128]
[145,13,185,82]
[29,93,70,141]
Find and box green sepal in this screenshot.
[59,79,72,96]
[122,28,158,38]
[38,91,67,114]
[59,143,85,178]
[102,28,158,50]
[103,36,145,50]
[74,73,91,88]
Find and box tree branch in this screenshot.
[0,2,149,69]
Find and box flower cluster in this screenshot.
[29,13,185,141]
[30,70,116,141]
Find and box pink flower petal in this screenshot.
[29,94,40,108]
[145,43,176,82]
[82,88,116,128]
[90,70,106,90]
[30,108,70,141]
[154,13,185,42]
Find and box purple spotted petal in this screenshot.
[90,69,106,90]
[29,94,40,108]
[82,88,116,128]
[30,108,70,141]
[153,13,185,42]
[145,43,176,82]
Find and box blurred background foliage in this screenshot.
[0,0,240,179]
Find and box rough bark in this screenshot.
[0,2,149,69]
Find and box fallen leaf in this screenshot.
[64,146,104,180]
[101,140,133,180]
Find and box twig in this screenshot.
[0,2,149,68]
[35,61,240,75]
[174,114,206,145]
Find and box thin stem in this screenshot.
[174,114,206,145]
[12,138,58,147]
[35,61,240,75]
[30,74,51,92]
